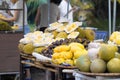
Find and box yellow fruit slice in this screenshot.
[67,31,79,39]
[65,23,78,33]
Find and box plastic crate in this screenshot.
[95,31,108,41]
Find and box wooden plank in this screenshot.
[21,61,58,73]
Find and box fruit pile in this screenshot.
[51,42,87,66]
[18,21,94,55]
[18,31,54,54]
[76,43,120,73]
[45,22,95,41]
[41,38,90,57]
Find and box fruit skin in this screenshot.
[107,58,120,73]
[23,43,35,54]
[99,44,117,62]
[90,59,106,73]
[74,49,87,59]
[51,30,58,38]
[76,55,91,72]
[76,27,86,38]
[18,43,25,52]
[115,52,120,59]
[69,42,84,50]
[34,47,45,53]
[84,29,95,41]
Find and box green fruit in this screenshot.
[51,30,58,38]
[115,52,120,59]
[90,59,106,73]
[107,58,120,73]
[23,43,35,54]
[18,43,25,52]
[84,29,95,41]
[34,47,45,53]
[76,27,86,38]
[99,44,117,62]
[0,20,12,31]
[76,55,91,72]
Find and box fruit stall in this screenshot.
[19,20,120,80]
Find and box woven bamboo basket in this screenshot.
[75,69,120,77]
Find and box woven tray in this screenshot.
[75,69,120,77]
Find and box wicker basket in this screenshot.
[75,69,120,77]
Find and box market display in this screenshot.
[18,19,120,75]
[76,43,120,73]
[18,21,94,66]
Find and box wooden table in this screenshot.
[20,53,77,80]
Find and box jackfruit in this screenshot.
[34,47,45,53]
[69,42,85,50]
[65,59,74,66]
[51,30,58,38]
[52,58,65,65]
[63,51,73,59]
[23,43,35,54]
[84,29,95,41]
[67,31,79,39]
[56,25,65,32]
[74,50,87,59]
[52,53,60,59]
[18,43,25,52]
[56,32,68,38]
[65,23,78,33]
[0,20,11,31]
[54,45,70,53]
[76,27,86,38]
